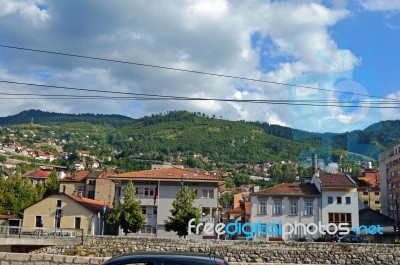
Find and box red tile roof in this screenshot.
[66,194,112,212]
[319,172,356,187]
[21,169,50,179]
[70,170,90,181]
[228,201,251,216]
[255,182,320,195]
[0,214,19,219]
[358,171,380,187]
[110,168,223,181]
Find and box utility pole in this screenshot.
[396,196,400,231]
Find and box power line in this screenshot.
[1,44,399,103]
[0,91,399,108]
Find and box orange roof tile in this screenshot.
[21,169,50,179]
[255,182,320,195]
[71,170,90,181]
[66,194,112,212]
[0,214,19,219]
[358,171,380,187]
[110,168,223,181]
[228,201,251,216]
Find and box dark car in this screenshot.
[338,235,368,243]
[102,252,230,265]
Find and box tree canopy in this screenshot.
[164,186,202,238]
[106,181,146,235]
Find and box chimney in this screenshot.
[312,153,318,174]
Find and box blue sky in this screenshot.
[0,0,399,133]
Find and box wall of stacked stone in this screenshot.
[28,236,400,265]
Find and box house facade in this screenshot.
[22,193,110,235]
[250,183,320,241]
[109,168,224,238]
[312,172,359,231]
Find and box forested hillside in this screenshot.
[1,110,399,164]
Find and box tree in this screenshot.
[164,186,202,238]
[219,192,232,210]
[45,170,59,196]
[0,155,6,164]
[224,176,235,188]
[107,181,145,235]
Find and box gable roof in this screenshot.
[110,168,223,182]
[253,182,320,196]
[60,170,90,182]
[319,172,357,187]
[21,169,50,179]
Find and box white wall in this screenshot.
[251,195,320,241]
[321,189,359,229]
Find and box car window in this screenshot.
[162,263,186,265]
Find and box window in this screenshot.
[289,202,298,215]
[363,192,368,195]
[374,192,380,196]
[142,206,146,214]
[56,199,62,208]
[35,216,42,227]
[328,197,333,204]
[75,217,81,229]
[345,197,351,204]
[305,202,313,215]
[274,201,282,215]
[62,185,66,193]
[153,207,158,215]
[144,188,154,197]
[87,190,95,199]
[328,212,352,227]
[364,200,368,205]
[258,201,266,214]
[337,197,342,204]
[375,201,380,205]
[202,189,214,199]
[116,186,122,196]
[88,180,95,186]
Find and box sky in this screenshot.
[0,0,400,133]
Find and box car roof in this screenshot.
[103,251,228,265]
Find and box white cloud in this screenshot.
[360,0,400,12]
[0,0,49,26]
[381,90,400,120]
[0,0,364,132]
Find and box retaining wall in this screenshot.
[27,236,400,264]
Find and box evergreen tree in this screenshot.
[164,186,202,238]
[107,181,145,235]
[45,170,59,196]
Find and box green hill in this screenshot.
[1,109,399,164]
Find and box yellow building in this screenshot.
[23,193,110,235]
[358,187,381,212]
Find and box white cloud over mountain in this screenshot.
[0,0,373,132]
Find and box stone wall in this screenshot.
[27,236,400,264]
[0,252,106,265]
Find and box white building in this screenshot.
[109,167,224,239]
[250,182,320,241]
[312,172,359,230]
